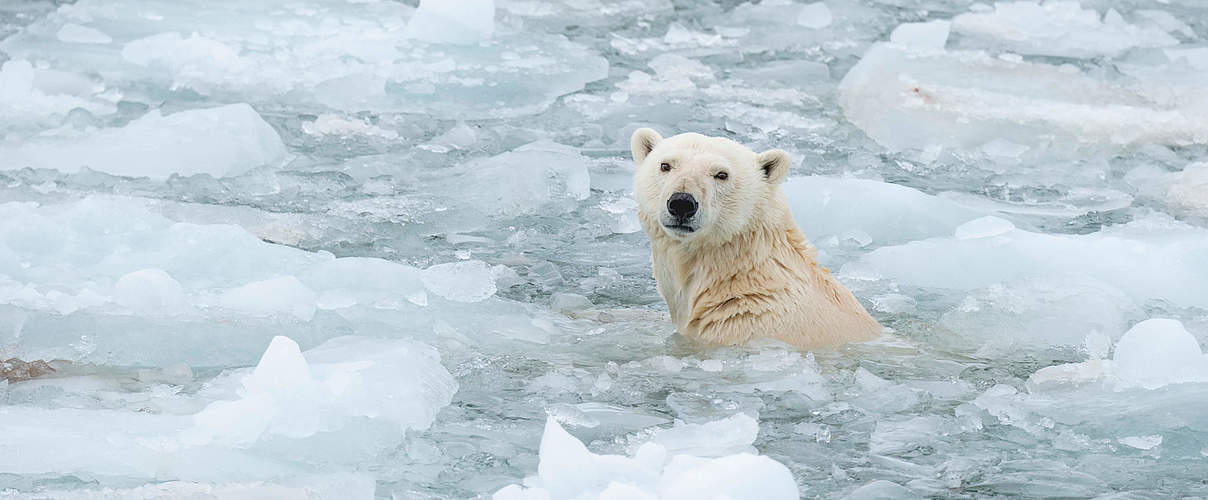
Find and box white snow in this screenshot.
[0,104,287,179]
[493,416,798,500]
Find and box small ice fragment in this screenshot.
[550,293,592,314]
[1165,162,1208,217]
[1113,318,1208,389]
[842,480,921,499]
[1118,435,1162,450]
[56,23,112,44]
[699,359,724,372]
[954,216,1015,240]
[981,138,1030,159]
[301,114,398,139]
[114,268,186,314]
[649,413,759,456]
[404,0,495,44]
[796,2,833,29]
[498,417,798,499]
[889,21,950,50]
[1084,331,1112,360]
[220,276,318,321]
[420,260,497,303]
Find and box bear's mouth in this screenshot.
[662,223,696,233]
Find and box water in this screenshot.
[1,0,1207,498]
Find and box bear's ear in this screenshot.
[757,149,791,184]
[630,128,663,164]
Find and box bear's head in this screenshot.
[631,128,791,244]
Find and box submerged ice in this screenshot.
[1,0,1207,498]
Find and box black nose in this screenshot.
[667,192,698,219]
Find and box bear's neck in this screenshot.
[642,209,819,325]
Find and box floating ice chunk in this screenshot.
[1117,434,1162,450]
[842,480,922,499]
[499,0,672,28]
[838,44,1208,152]
[954,216,1015,240]
[454,141,591,216]
[648,413,759,457]
[404,0,495,44]
[420,260,497,303]
[301,114,399,139]
[5,1,607,119]
[0,104,286,179]
[0,60,112,126]
[785,176,982,247]
[952,1,1178,58]
[889,21,949,50]
[114,268,187,315]
[1113,319,1208,390]
[189,335,457,445]
[940,276,1137,355]
[122,32,238,68]
[219,276,318,321]
[1026,319,1208,391]
[0,196,532,365]
[495,417,798,500]
[56,22,112,44]
[25,476,376,500]
[1135,9,1196,39]
[796,2,833,29]
[0,336,455,483]
[844,214,1208,308]
[1165,162,1208,217]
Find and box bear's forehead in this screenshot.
[658,134,754,163]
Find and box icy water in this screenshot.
[1,0,1208,498]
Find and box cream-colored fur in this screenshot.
[631,128,881,350]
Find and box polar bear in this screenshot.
[631,128,881,350]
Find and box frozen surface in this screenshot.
[952,1,1178,57]
[839,44,1208,153]
[0,103,286,179]
[1,0,1207,498]
[0,335,454,485]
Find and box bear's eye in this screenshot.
[659,162,671,172]
[714,171,729,180]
